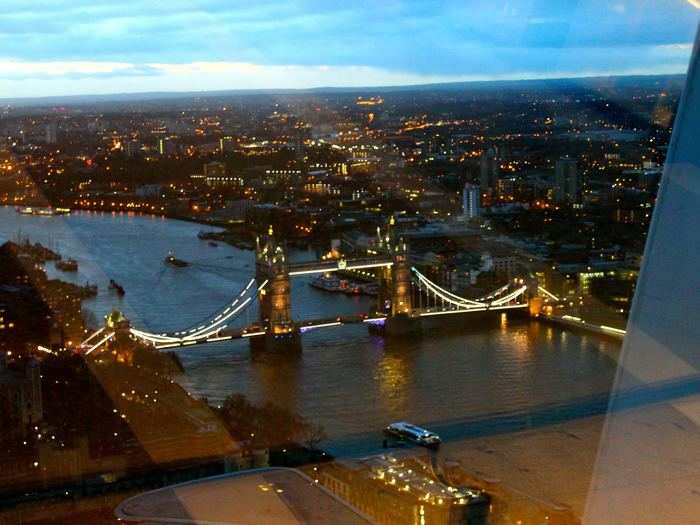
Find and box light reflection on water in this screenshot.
[0,207,621,451]
[377,352,411,412]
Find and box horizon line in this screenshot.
[0,71,687,107]
[0,73,687,106]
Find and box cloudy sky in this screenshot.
[1,0,699,98]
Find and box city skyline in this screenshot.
[1,0,699,98]
[2,5,700,522]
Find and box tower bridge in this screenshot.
[80,224,557,355]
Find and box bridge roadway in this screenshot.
[154,314,387,349]
[151,304,530,350]
[287,256,393,276]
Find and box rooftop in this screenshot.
[115,467,376,525]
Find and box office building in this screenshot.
[479,147,499,192]
[554,157,581,203]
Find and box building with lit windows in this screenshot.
[462,183,480,219]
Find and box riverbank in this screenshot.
[539,313,626,341]
[53,204,317,251]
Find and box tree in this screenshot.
[302,422,327,451]
[215,393,326,450]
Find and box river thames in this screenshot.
[0,207,621,455]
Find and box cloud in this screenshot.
[0,50,694,100]
[0,60,135,77]
[0,0,698,97]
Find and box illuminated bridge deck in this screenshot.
[288,256,393,276]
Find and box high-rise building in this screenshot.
[462,182,480,219]
[45,122,58,144]
[479,147,499,192]
[554,158,581,203]
[293,127,306,162]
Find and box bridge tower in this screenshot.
[525,276,544,317]
[390,238,413,316]
[254,226,301,352]
[104,310,134,364]
[374,217,422,337]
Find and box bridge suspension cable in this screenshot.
[411,267,528,311]
[412,267,485,307]
[489,285,528,306]
[129,278,266,347]
[84,331,114,355]
[537,286,560,302]
[478,283,511,301]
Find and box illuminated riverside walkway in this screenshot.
[79,225,560,354]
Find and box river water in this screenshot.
[0,207,621,455]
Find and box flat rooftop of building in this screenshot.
[115,467,375,525]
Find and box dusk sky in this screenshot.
[2,0,699,98]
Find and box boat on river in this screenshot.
[109,279,126,296]
[164,252,190,268]
[310,275,377,296]
[384,422,441,449]
[17,206,70,216]
[55,258,78,272]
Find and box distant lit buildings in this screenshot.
[496,176,516,197]
[0,307,13,333]
[203,161,226,178]
[303,181,340,196]
[125,140,141,158]
[209,199,254,222]
[219,136,236,154]
[0,149,17,176]
[492,255,518,276]
[355,96,384,106]
[135,184,162,198]
[206,175,244,188]
[462,183,480,219]
[554,157,581,203]
[158,137,178,156]
[203,161,242,187]
[263,169,302,185]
